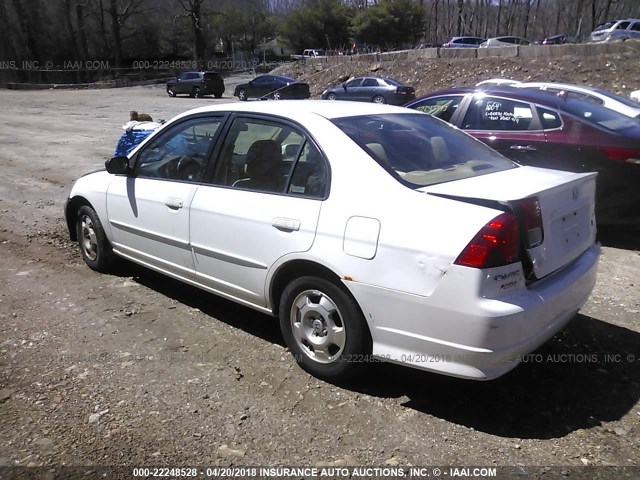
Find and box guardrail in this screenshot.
[298,40,640,66]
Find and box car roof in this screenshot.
[412,86,568,106]
[173,100,412,122]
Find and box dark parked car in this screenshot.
[233,75,310,101]
[166,71,225,98]
[542,34,570,45]
[405,87,640,224]
[321,77,415,105]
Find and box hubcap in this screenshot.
[80,215,98,261]
[374,96,384,103]
[273,92,281,100]
[290,290,346,364]
[239,90,245,100]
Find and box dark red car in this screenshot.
[405,87,640,225]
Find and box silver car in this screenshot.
[515,82,640,118]
[480,36,530,47]
[590,19,640,43]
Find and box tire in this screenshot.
[372,95,386,104]
[76,205,116,272]
[192,86,201,98]
[326,93,336,101]
[214,91,223,99]
[238,88,247,101]
[167,85,176,97]
[272,91,281,100]
[279,276,372,382]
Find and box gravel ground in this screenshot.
[0,69,639,476]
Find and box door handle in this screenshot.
[272,217,301,232]
[164,198,184,210]
[510,144,537,152]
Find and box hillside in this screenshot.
[271,51,640,99]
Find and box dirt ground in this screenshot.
[0,67,639,474]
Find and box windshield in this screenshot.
[594,22,614,31]
[562,98,640,132]
[332,113,517,188]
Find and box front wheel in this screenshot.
[167,85,176,97]
[237,88,247,101]
[76,205,117,272]
[272,91,281,100]
[279,276,372,382]
[192,86,201,98]
[326,93,336,100]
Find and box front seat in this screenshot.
[233,139,284,192]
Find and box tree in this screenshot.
[351,0,424,49]
[281,0,353,52]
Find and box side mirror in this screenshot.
[105,156,132,175]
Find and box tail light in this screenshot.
[455,213,520,269]
[596,146,640,165]
[513,197,544,247]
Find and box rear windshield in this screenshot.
[562,98,640,132]
[383,77,402,86]
[332,113,516,188]
[592,88,640,108]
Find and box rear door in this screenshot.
[459,94,547,165]
[361,77,381,101]
[189,115,328,306]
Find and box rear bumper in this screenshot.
[345,243,600,380]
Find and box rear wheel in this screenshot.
[192,86,201,98]
[167,85,176,97]
[76,205,116,272]
[272,91,281,100]
[237,88,247,101]
[279,276,372,382]
[214,91,223,99]
[372,95,386,104]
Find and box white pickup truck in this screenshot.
[291,49,326,60]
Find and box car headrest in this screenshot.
[245,140,282,177]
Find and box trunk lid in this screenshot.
[419,166,597,279]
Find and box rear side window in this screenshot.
[410,96,463,123]
[631,23,640,32]
[332,113,516,188]
[462,96,534,131]
[562,98,640,132]
[537,107,562,129]
[362,78,379,87]
[566,91,603,106]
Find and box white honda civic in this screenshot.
[65,101,600,382]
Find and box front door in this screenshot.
[106,115,224,277]
[459,94,547,166]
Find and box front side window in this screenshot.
[616,22,630,30]
[410,95,464,123]
[332,113,516,188]
[212,117,303,193]
[135,117,221,182]
[462,96,534,131]
[345,78,363,88]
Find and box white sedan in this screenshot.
[65,101,600,382]
[515,82,640,119]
